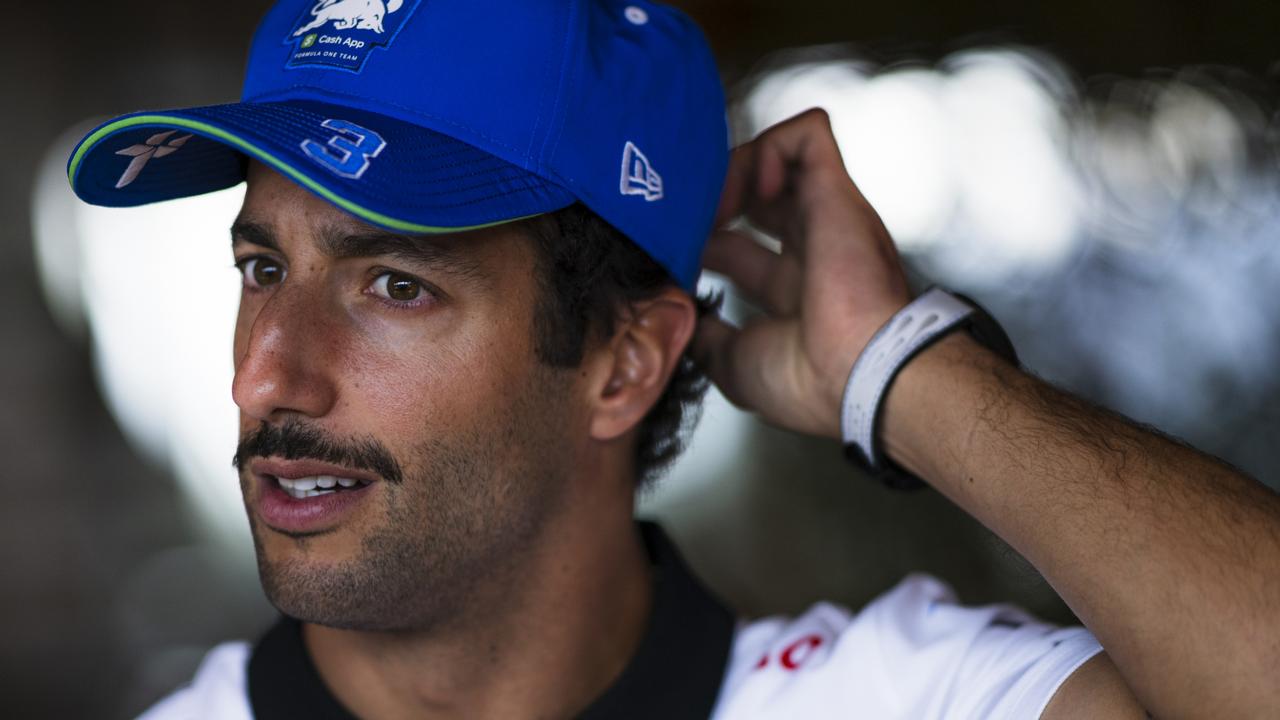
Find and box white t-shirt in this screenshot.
[140,573,1099,719]
[710,574,1100,719]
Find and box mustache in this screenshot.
[232,420,404,484]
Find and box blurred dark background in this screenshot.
[5,1,1278,718]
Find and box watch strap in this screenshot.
[840,287,1017,490]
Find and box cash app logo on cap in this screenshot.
[284,0,423,73]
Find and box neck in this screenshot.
[303,470,651,719]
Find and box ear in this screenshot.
[588,288,697,443]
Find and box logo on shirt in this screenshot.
[285,0,422,73]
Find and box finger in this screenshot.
[799,193,906,315]
[718,109,858,246]
[742,139,798,241]
[690,314,755,411]
[715,124,799,238]
[718,134,793,240]
[702,229,801,316]
[714,143,756,228]
[695,315,826,434]
[720,109,912,324]
[752,115,906,310]
[751,108,849,187]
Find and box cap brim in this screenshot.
[68,99,575,234]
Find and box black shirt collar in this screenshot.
[247,522,735,719]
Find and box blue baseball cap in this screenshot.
[67,0,728,291]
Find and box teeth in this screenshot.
[275,475,369,499]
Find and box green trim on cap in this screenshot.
[67,114,537,234]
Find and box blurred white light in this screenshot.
[740,48,1083,287]
[1076,77,1254,252]
[830,69,954,250]
[32,124,95,342]
[34,135,247,547]
[743,62,956,250]
[1079,102,1166,245]
[741,60,870,140]
[1150,82,1247,213]
[938,50,1082,283]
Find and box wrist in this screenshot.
[878,332,1007,482]
[818,309,905,441]
[838,289,1018,488]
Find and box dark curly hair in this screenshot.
[522,203,718,488]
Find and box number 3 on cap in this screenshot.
[301,119,387,180]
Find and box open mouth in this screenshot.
[249,459,382,533]
[272,475,373,499]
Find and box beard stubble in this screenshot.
[241,364,578,633]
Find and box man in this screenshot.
[68,0,1279,718]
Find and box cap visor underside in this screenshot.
[67,100,575,234]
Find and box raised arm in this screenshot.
[695,109,1280,718]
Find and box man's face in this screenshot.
[231,163,583,631]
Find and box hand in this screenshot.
[693,109,914,439]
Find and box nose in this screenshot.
[232,286,339,424]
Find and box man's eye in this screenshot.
[238,257,285,289]
[371,272,423,303]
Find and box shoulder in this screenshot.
[710,574,1102,720]
[136,642,253,720]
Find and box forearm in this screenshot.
[881,332,1280,717]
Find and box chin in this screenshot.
[246,516,470,633]
[255,554,408,632]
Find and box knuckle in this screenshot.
[798,106,832,129]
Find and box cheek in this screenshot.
[338,307,537,432]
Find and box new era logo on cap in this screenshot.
[620,141,663,202]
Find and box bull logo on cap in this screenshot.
[286,0,419,71]
[294,0,404,36]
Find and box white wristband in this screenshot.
[840,288,977,472]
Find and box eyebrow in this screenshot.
[231,219,485,281]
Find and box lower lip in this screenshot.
[255,476,376,534]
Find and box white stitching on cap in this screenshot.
[625,6,649,25]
